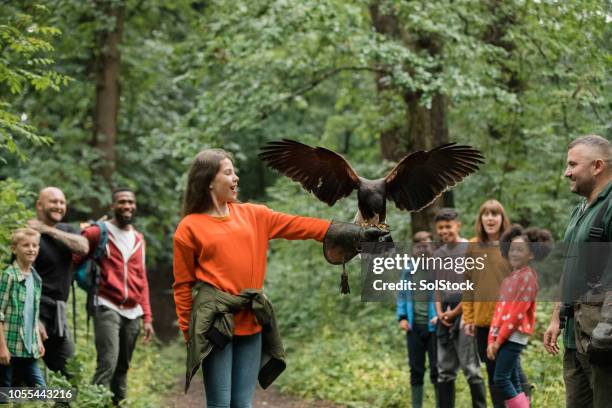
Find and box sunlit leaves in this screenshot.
[0,3,70,160]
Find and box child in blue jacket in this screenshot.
[396,231,439,408]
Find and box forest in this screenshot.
[1,0,610,407]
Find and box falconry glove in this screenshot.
[323,221,390,294]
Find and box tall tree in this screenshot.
[369,2,451,233]
[92,0,125,205]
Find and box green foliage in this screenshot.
[1,0,213,266]
[449,0,610,238]
[520,302,565,406]
[279,326,411,408]
[17,289,182,408]
[171,0,609,241]
[64,290,180,407]
[0,179,34,267]
[5,0,607,264]
[1,0,608,405]
[0,2,69,160]
[48,370,113,408]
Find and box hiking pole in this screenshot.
[72,281,77,344]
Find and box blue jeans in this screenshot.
[0,357,46,402]
[476,327,528,407]
[493,341,524,399]
[202,333,262,408]
[0,358,46,404]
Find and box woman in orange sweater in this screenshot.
[462,199,514,407]
[173,148,386,407]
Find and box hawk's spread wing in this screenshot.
[385,143,484,211]
[259,139,360,206]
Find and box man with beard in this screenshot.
[75,188,154,405]
[544,135,611,408]
[26,187,89,378]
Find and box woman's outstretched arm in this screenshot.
[263,205,331,241]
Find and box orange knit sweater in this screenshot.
[461,237,511,327]
[173,202,330,339]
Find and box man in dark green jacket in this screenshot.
[543,134,611,408]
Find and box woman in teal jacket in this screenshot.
[396,231,439,408]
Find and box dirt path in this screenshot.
[164,376,344,408]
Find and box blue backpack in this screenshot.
[74,221,109,291]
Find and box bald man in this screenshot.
[26,187,89,378]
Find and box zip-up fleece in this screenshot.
[74,224,152,323]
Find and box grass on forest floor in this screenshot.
[15,277,565,407]
[18,289,185,408]
[271,276,565,407]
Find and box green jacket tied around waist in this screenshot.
[185,282,286,393]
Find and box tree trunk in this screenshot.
[92,0,125,216]
[405,92,452,233]
[369,3,410,162]
[369,3,452,235]
[482,1,523,204]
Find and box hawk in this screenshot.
[259,139,484,225]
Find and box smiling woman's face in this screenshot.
[210,158,239,204]
[481,210,502,239]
